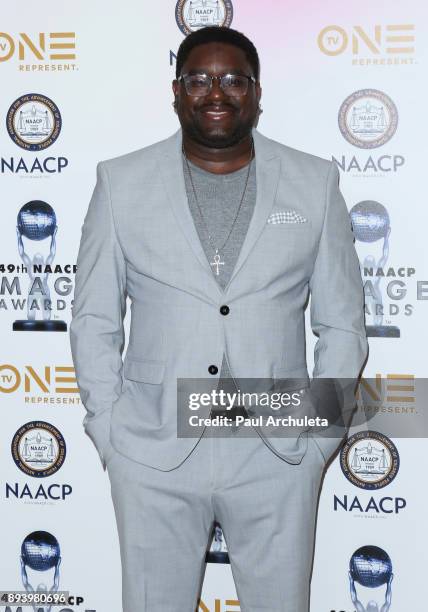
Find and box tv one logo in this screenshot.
[318,24,415,56]
[0,32,76,62]
[0,365,78,394]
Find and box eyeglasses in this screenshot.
[178,73,256,97]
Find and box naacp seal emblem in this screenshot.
[6,93,62,151]
[11,421,66,477]
[338,89,398,149]
[340,430,399,490]
[175,0,233,35]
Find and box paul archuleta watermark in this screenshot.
[178,376,421,439]
[187,389,330,428]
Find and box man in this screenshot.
[70,26,368,612]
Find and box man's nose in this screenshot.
[205,76,228,102]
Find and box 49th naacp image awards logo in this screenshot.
[340,430,399,490]
[20,531,62,599]
[338,89,398,149]
[349,545,393,611]
[175,0,233,35]
[350,201,400,338]
[11,421,66,477]
[14,200,68,332]
[6,93,62,151]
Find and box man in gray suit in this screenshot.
[70,26,367,612]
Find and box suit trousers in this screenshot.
[106,421,326,612]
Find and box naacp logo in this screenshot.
[11,421,66,477]
[340,430,399,490]
[6,93,62,151]
[338,89,398,149]
[175,0,233,35]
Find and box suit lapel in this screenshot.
[223,128,280,292]
[157,129,222,298]
[157,127,281,296]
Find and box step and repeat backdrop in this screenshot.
[1,1,427,611]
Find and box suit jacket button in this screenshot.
[220,305,230,315]
[208,365,218,375]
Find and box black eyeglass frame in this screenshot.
[177,73,257,96]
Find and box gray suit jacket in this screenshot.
[70,128,368,471]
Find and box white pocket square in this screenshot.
[267,210,308,224]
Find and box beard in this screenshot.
[179,112,255,149]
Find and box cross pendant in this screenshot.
[210,251,225,276]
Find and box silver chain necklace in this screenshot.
[182,139,254,276]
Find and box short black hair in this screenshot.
[175,26,260,80]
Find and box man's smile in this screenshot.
[198,105,236,120]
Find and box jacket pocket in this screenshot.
[123,358,165,384]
